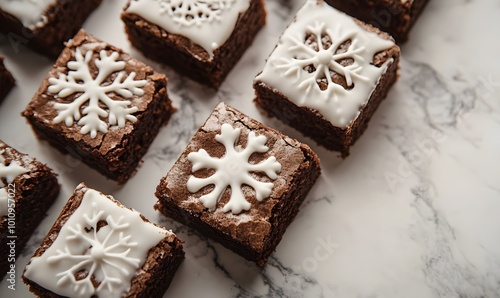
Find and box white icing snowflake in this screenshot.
[158,0,235,26]
[48,48,147,138]
[0,150,28,216]
[275,21,369,102]
[47,202,141,296]
[187,123,282,214]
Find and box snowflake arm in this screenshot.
[0,154,29,187]
[247,156,281,180]
[52,93,90,127]
[94,51,126,84]
[187,174,226,211]
[221,185,250,214]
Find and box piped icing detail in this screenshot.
[0,0,56,29]
[255,0,395,128]
[187,123,281,214]
[24,188,168,298]
[0,149,28,216]
[48,48,146,138]
[125,0,251,56]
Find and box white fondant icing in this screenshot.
[187,123,282,214]
[24,187,168,298]
[125,0,251,57]
[49,47,146,138]
[255,0,396,128]
[0,0,56,29]
[0,149,28,216]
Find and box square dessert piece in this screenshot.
[0,140,60,281]
[121,0,266,90]
[155,103,321,267]
[254,0,400,157]
[325,0,430,42]
[0,0,102,58]
[0,56,15,104]
[23,183,185,298]
[22,30,175,184]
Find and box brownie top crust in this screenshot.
[0,0,56,29]
[123,0,251,56]
[255,0,399,129]
[22,29,166,155]
[24,183,175,298]
[159,103,313,251]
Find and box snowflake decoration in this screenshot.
[275,21,369,102]
[47,202,141,296]
[187,123,282,214]
[158,0,235,26]
[0,150,28,216]
[48,48,147,138]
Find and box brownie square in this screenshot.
[22,30,175,184]
[0,0,102,58]
[155,103,321,267]
[325,0,430,42]
[23,183,185,298]
[0,56,15,104]
[0,140,60,281]
[254,0,400,158]
[121,0,266,90]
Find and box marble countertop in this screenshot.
[1,0,499,297]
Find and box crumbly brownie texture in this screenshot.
[0,140,60,281]
[254,0,400,157]
[22,30,175,184]
[23,183,184,298]
[155,103,321,267]
[121,0,266,90]
[0,56,15,104]
[325,0,430,42]
[0,0,102,58]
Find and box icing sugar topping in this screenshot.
[24,188,167,298]
[0,0,56,29]
[187,123,281,214]
[48,47,146,138]
[0,149,28,216]
[125,0,251,56]
[255,0,395,128]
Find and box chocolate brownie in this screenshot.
[22,30,175,184]
[23,183,184,297]
[254,0,400,157]
[155,103,321,267]
[325,0,430,42]
[0,140,60,281]
[0,56,15,104]
[0,0,102,58]
[121,0,266,90]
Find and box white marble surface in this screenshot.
[1,0,500,297]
